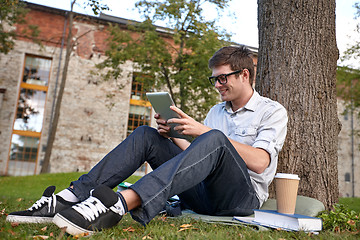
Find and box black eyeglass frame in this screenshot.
[208,69,244,86]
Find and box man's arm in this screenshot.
[228,139,270,174]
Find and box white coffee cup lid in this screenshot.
[275,173,300,180]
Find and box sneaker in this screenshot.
[53,185,126,236]
[6,186,76,223]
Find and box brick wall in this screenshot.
[0,6,134,174]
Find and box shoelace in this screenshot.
[28,194,56,213]
[72,196,108,222]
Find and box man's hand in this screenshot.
[154,113,171,138]
[167,106,211,138]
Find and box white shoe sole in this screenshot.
[6,215,53,224]
[53,213,94,236]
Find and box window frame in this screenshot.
[6,54,52,175]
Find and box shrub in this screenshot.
[318,204,359,233]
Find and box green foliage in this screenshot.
[0,0,27,54]
[82,0,109,15]
[337,66,360,107]
[96,0,232,121]
[318,204,360,233]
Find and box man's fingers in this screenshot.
[156,119,167,125]
[168,117,186,125]
[170,106,188,118]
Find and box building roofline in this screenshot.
[23,1,258,53]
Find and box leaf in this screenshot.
[11,222,19,228]
[32,235,49,239]
[73,232,90,239]
[16,198,23,202]
[347,220,356,225]
[178,228,190,232]
[179,224,192,228]
[178,223,198,232]
[142,235,152,239]
[41,226,47,231]
[123,226,136,232]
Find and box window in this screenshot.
[127,74,152,136]
[7,54,52,176]
[345,172,351,182]
[127,74,152,174]
[344,110,349,121]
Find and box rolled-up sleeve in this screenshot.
[252,104,288,164]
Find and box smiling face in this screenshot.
[211,64,253,110]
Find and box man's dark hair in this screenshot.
[208,45,255,85]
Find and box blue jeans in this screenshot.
[71,126,259,225]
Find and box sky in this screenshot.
[25,0,359,68]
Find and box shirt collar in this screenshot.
[223,90,260,113]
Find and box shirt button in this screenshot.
[242,130,246,134]
[230,114,236,118]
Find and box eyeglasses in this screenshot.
[208,69,243,86]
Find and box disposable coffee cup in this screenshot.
[275,173,300,214]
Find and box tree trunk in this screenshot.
[257,0,340,209]
[40,7,74,173]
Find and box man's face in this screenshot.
[211,65,243,102]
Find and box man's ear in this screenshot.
[242,69,250,83]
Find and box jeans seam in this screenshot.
[223,145,253,190]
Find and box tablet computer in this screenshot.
[146,92,191,140]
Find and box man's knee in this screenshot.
[133,125,155,134]
[132,125,159,140]
[200,129,228,144]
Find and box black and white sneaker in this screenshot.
[53,185,127,236]
[6,186,76,223]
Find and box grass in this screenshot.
[0,172,359,239]
[339,198,360,213]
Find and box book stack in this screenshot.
[234,209,322,232]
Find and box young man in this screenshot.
[7,46,288,235]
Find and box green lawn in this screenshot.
[0,172,359,239]
[339,197,360,213]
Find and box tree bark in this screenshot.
[257,0,340,209]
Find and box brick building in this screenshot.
[0,3,358,197]
[0,3,151,176]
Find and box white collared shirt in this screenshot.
[204,90,288,206]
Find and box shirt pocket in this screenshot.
[234,127,257,145]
